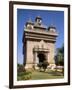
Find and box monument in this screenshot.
[22,16,58,69]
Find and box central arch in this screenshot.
[37,53,46,63]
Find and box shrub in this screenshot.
[37,62,42,69]
[17,65,25,73]
[42,61,49,72]
[20,74,32,80]
[37,61,49,72]
[17,70,32,80]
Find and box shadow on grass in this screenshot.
[47,71,63,76]
[38,70,63,76]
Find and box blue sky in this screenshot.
[17,9,64,64]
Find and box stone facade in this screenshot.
[22,16,58,69]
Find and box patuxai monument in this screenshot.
[22,16,58,69]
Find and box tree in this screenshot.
[55,44,64,66]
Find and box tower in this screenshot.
[22,16,58,69]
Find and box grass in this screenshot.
[17,69,64,81]
[31,70,63,80]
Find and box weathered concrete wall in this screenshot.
[25,40,55,69]
[47,42,55,64]
[25,40,39,68]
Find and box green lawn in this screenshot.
[31,70,63,80]
[17,69,64,80]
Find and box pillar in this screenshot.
[34,52,39,69]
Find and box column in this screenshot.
[36,52,39,64]
[34,52,39,69]
[46,52,48,62]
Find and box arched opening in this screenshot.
[37,53,46,63]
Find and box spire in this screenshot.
[50,23,56,28]
[48,23,56,32]
[35,15,42,21]
[35,16,42,25]
[27,18,33,24]
[26,18,33,26]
